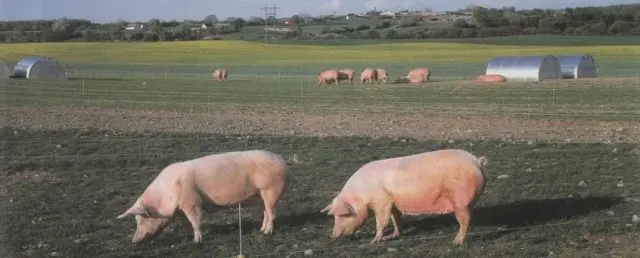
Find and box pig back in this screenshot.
[320,69,338,79]
[188,150,286,206]
[379,150,485,215]
[407,68,428,79]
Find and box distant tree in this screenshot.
[608,20,632,34]
[367,29,380,39]
[291,15,301,24]
[81,28,97,41]
[203,14,219,24]
[247,16,265,26]
[116,19,128,30]
[267,16,277,25]
[384,29,397,39]
[452,19,470,28]
[229,18,246,32]
[147,18,163,41]
[13,24,26,42]
[588,21,608,34]
[172,23,190,40]
[108,27,122,41]
[471,6,491,27]
[50,17,72,41]
[503,11,524,27]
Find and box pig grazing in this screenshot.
[212,68,228,81]
[338,68,355,84]
[360,68,378,84]
[321,149,488,245]
[317,69,340,85]
[476,74,506,83]
[405,68,431,83]
[117,150,288,244]
[375,68,388,84]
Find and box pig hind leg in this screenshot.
[383,207,402,241]
[449,191,474,245]
[259,187,283,234]
[452,207,470,245]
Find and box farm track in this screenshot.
[4,105,640,143]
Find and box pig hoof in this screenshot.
[193,231,202,243]
[369,237,382,244]
[382,233,399,241]
[452,238,464,245]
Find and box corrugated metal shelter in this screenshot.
[0,61,10,79]
[12,57,68,80]
[556,55,597,79]
[484,55,561,82]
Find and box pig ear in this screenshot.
[117,203,148,219]
[331,200,355,216]
[320,203,333,214]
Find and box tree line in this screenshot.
[1,4,639,43]
[317,4,640,40]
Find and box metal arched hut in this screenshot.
[12,57,68,80]
[484,55,561,82]
[556,55,597,79]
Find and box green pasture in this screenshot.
[3,75,640,120]
[1,36,640,120]
[1,37,640,79]
[2,35,640,257]
[275,35,640,46]
[2,127,639,257]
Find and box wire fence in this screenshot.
[2,58,640,257]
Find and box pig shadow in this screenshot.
[201,211,328,236]
[401,196,624,237]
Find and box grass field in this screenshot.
[2,128,640,257]
[1,36,640,257]
[1,36,640,77]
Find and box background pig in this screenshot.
[317,69,339,85]
[321,149,488,245]
[476,74,506,83]
[360,68,378,84]
[117,150,288,244]
[338,68,355,84]
[375,68,388,84]
[212,68,228,81]
[406,68,431,83]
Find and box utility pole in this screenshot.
[260,4,280,44]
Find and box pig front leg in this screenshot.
[184,207,202,243]
[179,191,204,243]
[370,202,393,244]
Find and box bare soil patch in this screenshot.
[3,106,640,143]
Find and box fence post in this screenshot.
[164,65,168,80]
[237,202,244,258]
[81,65,86,97]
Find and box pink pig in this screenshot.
[116,150,288,244]
[321,149,488,245]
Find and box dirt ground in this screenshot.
[3,105,640,143]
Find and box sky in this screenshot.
[0,0,637,23]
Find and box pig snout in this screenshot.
[329,217,359,239]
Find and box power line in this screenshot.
[260,4,281,44]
